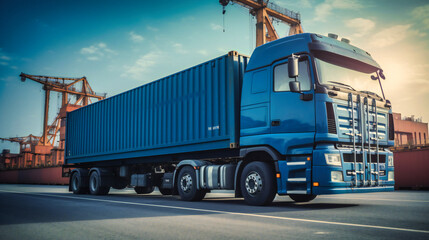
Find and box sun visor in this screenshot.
[309,42,381,74]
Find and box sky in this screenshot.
[1,0,428,152]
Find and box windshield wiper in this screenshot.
[327,81,356,91]
[360,90,382,99]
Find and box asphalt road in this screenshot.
[0,184,428,240]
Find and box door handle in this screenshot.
[300,93,313,101]
[271,120,280,126]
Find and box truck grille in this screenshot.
[343,153,386,163]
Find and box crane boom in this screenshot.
[19,73,106,146]
[220,0,303,47]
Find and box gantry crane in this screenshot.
[19,73,106,147]
[0,134,41,152]
[0,134,41,168]
[219,0,303,47]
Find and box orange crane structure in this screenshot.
[19,73,106,148]
[219,0,303,47]
[0,135,40,168]
[0,74,106,169]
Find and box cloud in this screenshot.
[370,24,413,48]
[0,49,11,65]
[217,47,228,53]
[121,51,161,80]
[80,42,115,61]
[1,55,11,61]
[412,4,429,28]
[198,50,208,56]
[147,26,159,32]
[173,43,188,54]
[87,56,100,61]
[0,76,15,82]
[314,0,362,22]
[129,31,144,42]
[210,23,223,31]
[345,18,375,37]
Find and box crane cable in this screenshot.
[222,5,226,32]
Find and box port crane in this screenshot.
[19,73,106,147]
[219,0,303,47]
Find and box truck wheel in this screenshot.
[71,171,88,194]
[158,187,172,195]
[134,186,154,194]
[240,161,276,206]
[289,194,317,202]
[89,171,110,195]
[177,166,206,201]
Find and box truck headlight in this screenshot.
[388,156,394,166]
[331,171,343,182]
[388,171,394,181]
[325,154,341,166]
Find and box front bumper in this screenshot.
[311,147,395,195]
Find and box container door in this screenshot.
[270,58,315,134]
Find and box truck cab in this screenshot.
[240,33,395,200]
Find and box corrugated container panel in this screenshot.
[66,53,249,164]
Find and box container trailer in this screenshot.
[65,33,395,205]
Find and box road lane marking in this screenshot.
[318,196,429,203]
[1,189,428,234]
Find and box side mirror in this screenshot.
[288,55,299,78]
[289,81,301,93]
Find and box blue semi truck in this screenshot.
[65,33,395,205]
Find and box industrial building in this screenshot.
[392,113,428,148]
[391,112,429,189]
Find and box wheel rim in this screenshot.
[245,171,262,195]
[72,175,79,190]
[180,173,193,193]
[90,175,97,192]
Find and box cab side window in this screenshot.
[274,60,311,92]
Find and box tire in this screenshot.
[177,166,206,201]
[158,187,173,195]
[71,171,88,194]
[240,161,276,206]
[134,186,155,194]
[89,171,110,195]
[289,194,317,202]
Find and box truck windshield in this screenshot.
[315,57,384,98]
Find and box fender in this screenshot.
[236,146,282,196]
[239,146,282,161]
[173,160,211,191]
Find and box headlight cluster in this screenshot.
[388,156,394,166]
[331,171,344,182]
[325,153,341,166]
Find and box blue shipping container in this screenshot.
[65,52,249,164]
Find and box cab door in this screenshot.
[270,57,316,134]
